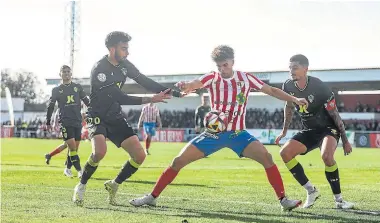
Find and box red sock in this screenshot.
[151,166,179,198]
[49,148,61,157]
[145,138,151,150]
[265,165,285,199]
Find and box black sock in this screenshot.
[114,159,140,184]
[80,155,99,184]
[66,155,73,169]
[325,163,341,195]
[285,158,309,186]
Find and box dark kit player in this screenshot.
[46,65,90,178]
[72,31,182,206]
[276,54,354,209]
[194,94,211,133]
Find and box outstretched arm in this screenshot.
[260,84,299,103]
[282,101,294,133]
[120,59,181,97]
[46,89,57,125]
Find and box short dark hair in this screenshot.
[60,65,71,71]
[290,54,309,67]
[105,31,132,49]
[211,45,234,62]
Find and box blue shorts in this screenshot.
[190,130,257,157]
[143,122,156,136]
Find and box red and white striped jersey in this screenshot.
[141,104,160,123]
[199,71,264,131]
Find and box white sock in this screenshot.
[334,194,342,202]
[303,181,315,194]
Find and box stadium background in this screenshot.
[2,67,380,148]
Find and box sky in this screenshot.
[1,0,380,83]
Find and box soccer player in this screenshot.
[72,31,182,206]
[45,109,69,167]
[46,65,90,178]
[130,45,309,211]
[138,103,162,155]
[275,54,354,209]
[194,94,211,133]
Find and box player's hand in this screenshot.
[342,141,352,156]
[151,89,172,103]
[275,130,287,146]
[293,98,309,107]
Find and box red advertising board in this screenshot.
[369,133,380,148]
[141,129,184,142]
[1,126,14,138]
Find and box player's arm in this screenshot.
[138,109,144,128]
[177,72,215,93]
[282,101,294,133]
[323,89,349,144]
[120,59,182,97]
[156,111,162,128]
[46,88,57,125]
[78,84,90,106]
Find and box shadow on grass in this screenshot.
[91,178,217,188]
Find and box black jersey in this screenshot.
[195,105,211,127]
[282,76,337,130]
[46,82,89,128]
[88,56,180,122]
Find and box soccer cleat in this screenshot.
[280,197,302,211]
[303,187,321,208]
[45,154,51,165]
[129,194,157,207]
[73,183,86,206]
[63,168,73,178]
[146,150,150,155]
[335,200,355,209]
[77,170,83,179]
[104,180,119,205]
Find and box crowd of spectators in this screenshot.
[2,107,380,139]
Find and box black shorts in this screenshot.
[292,127,340,155]
[60,125,82,141]
[88,118,136,148]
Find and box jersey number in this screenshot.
[66,95,75,104]
[298,105,309,113]
[87,117,101,125]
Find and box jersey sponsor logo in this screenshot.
[66,95,75,103]
[97,73,107,82]
[236,92,246,105]
[298,104,309,113]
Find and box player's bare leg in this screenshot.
[145,135,152,155]
[104,135,146,205]
[321,136,354,209]
[45,142,67,165]
[280,140,320,208]
[129,143,204,207]
[73,135,107,206]
[242,141,301,211]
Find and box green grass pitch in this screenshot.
[1,138,380,223]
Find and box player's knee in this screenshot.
[262,150,274,167]
[93,151,106,162]
[171,156,186,171]
[321,153,334,166]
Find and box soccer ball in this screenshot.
[204,111,228,133]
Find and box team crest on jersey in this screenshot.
[121,68,128,76]
[236,92,246,105]
[74,87,78,92]
[308,94,314,103]
[97,73,107,82]
[236,81,245,88]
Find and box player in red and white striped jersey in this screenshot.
[138,103,162,155]
[130,45,309,211]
